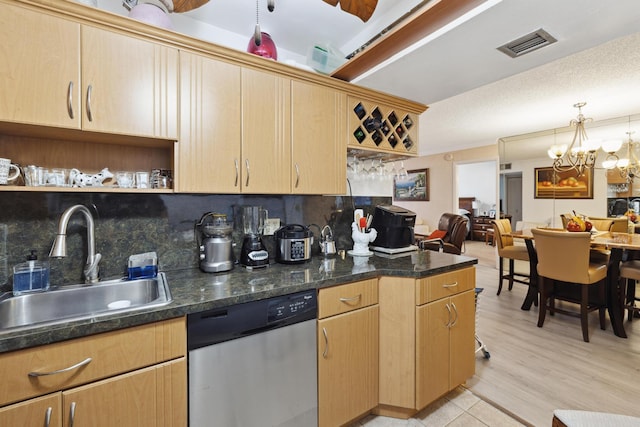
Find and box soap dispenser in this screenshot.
[12,250,50,296]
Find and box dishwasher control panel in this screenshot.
[187,289,317,350]
[268,291,317,323]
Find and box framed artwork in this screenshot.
[394,168,429,201]
[534,167,594,199]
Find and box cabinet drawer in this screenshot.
[416,268,475,305]
[0,317,185,407]
[318,279,378,319]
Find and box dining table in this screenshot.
[507,229,638,339]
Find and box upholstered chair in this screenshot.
[531,228,607,342]
[419,213,468,255]
[618,260,640,321]
[492,219,529,296]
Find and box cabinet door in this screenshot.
[291,80,346,194]
[416,298,450,409]
[62,358,186,427]
[318,305,378,427]
[177,51,241,193]
[449,290,476,387]
[81,25,178,139]
[241,67,291,193]
[0,393,62,427]
[0,3,80,128]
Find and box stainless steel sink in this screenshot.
[0,273,172,331]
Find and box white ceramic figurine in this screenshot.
[69,168,114,187]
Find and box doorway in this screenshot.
[504,173,523,224]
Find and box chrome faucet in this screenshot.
[49,205,101,284]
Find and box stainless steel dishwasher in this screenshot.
[187,289,318,427]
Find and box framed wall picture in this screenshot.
[394,168,429,201]
[534,167,594,199]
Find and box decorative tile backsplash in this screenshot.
[0,192,390,291]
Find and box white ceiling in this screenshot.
[105,0,640,157]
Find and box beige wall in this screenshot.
[393,144,499,231]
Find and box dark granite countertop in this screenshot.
[0,250,477,354]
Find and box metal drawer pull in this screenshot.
[67,81,74,119]
[445,303,452,327]
[450,302,459,327]
[45,407,52,427]
[245,159,250,187]
[69,402,76,427]
[28,357,92,377]
[294,163,300,188]
[322,327,329,358]
[339,294,362,304]
[442,281,459,288]
[86,84,93,122]
[234,159,239,187]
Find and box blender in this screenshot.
[239,205,269,269]
[195,212,234,273]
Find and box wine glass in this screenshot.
[397,161,408,180]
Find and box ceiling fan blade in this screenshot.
[323,0,378,22]
[173,0,209,13]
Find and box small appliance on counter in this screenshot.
[195,212,234,273]
[274,224,314,264]
[239,205,269,269]
[369,205,417,253]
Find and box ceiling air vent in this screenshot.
[500,163,512,171]
[497,29,557,58]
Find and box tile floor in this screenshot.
[350,387,528,427]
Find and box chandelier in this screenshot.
[603,131,639,182]
[548,102,600,177]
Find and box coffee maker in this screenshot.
[239,205,269,269]
[195,212,234,273]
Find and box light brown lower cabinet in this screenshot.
[317,279,379,427]
[416,289,475,408]
[0,317,186,427]
[377,267,476,418]
[0,393,62,427]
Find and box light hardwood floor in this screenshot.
[464,240,640,427]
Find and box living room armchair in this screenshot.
[418,213,468,255]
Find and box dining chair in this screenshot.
[618,260,640,321]
[531,228,607,342]
[585,217,613,232]
[610,217,629,232]
[492,219,529,296]
[585,218,613,264]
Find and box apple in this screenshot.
[566,219,582,232]
[585,221,592,232]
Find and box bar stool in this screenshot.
[619,260,640,321]
[492,219,529,295]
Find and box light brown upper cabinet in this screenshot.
[178,51,346,195]
[0,2,80,128]
[177,51,241,193]
[0,1,178,140]
[177,53,292,194]
[80,26,178,139]
[241,67,291,194]
[291,81,347,195]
